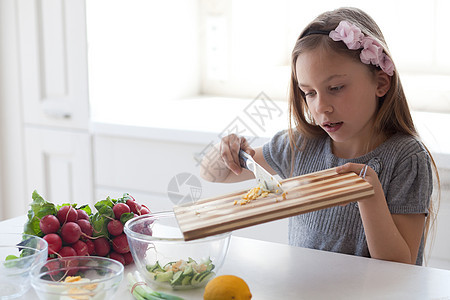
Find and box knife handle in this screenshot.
[239,150,250,170]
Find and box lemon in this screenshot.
[203,275,252,300]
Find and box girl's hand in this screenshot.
[220,134,255,175]
[336,163,383,202]
[336,163,425,264]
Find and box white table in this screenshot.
[2,215,450,300]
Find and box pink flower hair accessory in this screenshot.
[328,20,394,76]
[329,20,364,50]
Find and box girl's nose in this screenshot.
[315,94,333,114]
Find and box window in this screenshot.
[86,0,200,119]
[86,0,450,120]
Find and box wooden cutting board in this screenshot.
[173,167,374,241]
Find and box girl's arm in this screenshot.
[337,163,425,264]
[200,134,276,183]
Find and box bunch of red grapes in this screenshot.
[39,197,150,266]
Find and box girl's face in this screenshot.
[296,48,386,158]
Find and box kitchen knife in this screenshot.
[239,150,283,193]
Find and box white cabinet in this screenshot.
[13,0,93,210]
[24,128,93,206]
[17,0,90,129]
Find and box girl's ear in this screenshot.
[375,70,391,97]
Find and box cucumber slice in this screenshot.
[206,263,215,272]
[182,264,194,276]
[163,261,177,269]
[181,275,192,286]
[199,272,214,284]
[147,261,164,273]
[187,257,197,264]
[191,274,200,286]
[147,258,216,288]
[170,271,183,286]
[191,271,206,286]
[154,270,174,282]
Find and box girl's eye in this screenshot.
[304,91,316,98]
[329,85,344,92]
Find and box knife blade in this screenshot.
[239,150,283,193]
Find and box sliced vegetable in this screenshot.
[154,271,173,282]
[170,271,183,286]
[127,271,184,300]
[147,262,164,273]
[146,258,215,288]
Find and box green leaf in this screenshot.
[24,190,56,237]
[30,217,42,237]
[115,193,130,204]
[56,203,76,211]
[36,203,57,219]
[120,212,134,225]
[18,237,38,257]
[23,222,35,236]
[94,198,115,211]
[5,254,19,261]
[23,209,36,235]
[122,193,132,200]
[4,255,19,268]
[98,205,114,219]
[31,190,45,204]
[78,204,92,215]
[90,212,109,238]
[30,190,46,213]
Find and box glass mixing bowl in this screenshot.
[0,233,48,299]
[124,211,231,290]
[31,256,124,300]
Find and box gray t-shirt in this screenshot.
[263,130,432,265]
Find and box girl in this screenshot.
[200,7,439,265]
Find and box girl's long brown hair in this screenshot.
[288,7,440,262]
